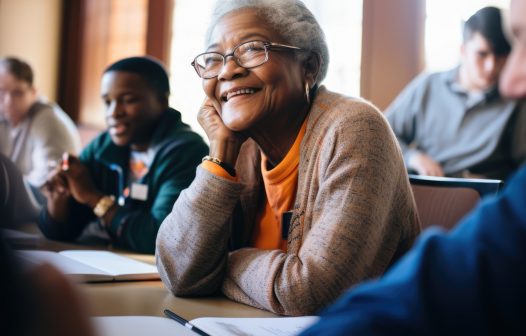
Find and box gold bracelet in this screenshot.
[202,155,236,177]
[93,195,116,218]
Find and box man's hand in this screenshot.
[41,168,71,223]
[408,153,445,177]
[60,154,103,208]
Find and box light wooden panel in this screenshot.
[361,0,426,111]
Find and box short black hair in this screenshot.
[104,56,170,98]
[463,6,511,56]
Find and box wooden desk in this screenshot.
[82,281,276,320]
[7,226,277,320]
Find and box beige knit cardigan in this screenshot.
[156,86,421,316]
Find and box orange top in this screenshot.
[201,118,308,252]
[252,119,308,251]
[201,159,238,181]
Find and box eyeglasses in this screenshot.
[191,40,303,79]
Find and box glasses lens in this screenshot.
[194,52,224,78]
[235,41,268,68]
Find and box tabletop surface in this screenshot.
[6,225,277,320]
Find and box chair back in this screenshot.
[409,174,503,230]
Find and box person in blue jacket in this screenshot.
[39,57,208,253]
[301,0,526,334]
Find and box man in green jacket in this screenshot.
[39,56,208,253]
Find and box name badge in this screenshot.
[130,183,148,201]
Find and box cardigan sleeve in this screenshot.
[156,166,245,295]
[221,103,417,315]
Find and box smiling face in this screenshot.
[500,0,526,99]
[101,71,165,151]
[0,68,37,126]
[460,32,508,91]
[203,9,309,133]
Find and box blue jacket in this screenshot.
[301,165,526,335]
[39,108,208,253]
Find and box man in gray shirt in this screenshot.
[0,57,81,200]
[386,6,526,180]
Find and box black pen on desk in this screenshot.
[164,309,211,336]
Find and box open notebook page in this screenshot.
[59,250,158,278]
[191,316,320,336]
[93,316,196,336]
[17,250,108,278]
[16,250,159,282]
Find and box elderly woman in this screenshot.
[156,0,420,315]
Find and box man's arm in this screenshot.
[385,74,445,176]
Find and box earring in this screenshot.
[305,82,310,104]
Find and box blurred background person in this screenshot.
[0,57,81,203]
[386,6,526,180]
[39,56,208,253]
[0,153,39,227]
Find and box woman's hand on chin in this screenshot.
[198,98,246,166]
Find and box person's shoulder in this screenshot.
[398,69,449,94]
[307,88,392,148]
[158,108,207,145]
[30,100,55,120]
[31,99,75,127]
[80,131,112,158]
[312,87,385,125]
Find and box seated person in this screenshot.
[156,0,421,316]
[301,1,526,333]
[0,232,96,336]
[0,57,81,201]
[39,56,208,253]
[386,6,526,180]
[0,153,39,226]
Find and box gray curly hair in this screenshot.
[205,0,329,84]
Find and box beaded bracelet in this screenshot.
[202,155,237,177]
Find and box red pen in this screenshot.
[61,153,70,171]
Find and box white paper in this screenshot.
[59,250,158,277]
[17,250,106,275]
[93,316,197,336]
[16,250,159,282]
[191,316,320,336]
[92,315,320,336]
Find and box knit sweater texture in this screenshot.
[156,87,421,315]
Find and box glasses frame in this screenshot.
[191,40,303,79]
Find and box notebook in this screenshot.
[93,315,320,336]
[16,250,159,282]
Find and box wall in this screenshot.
[361,0,426,110]
[0,0,62,101]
